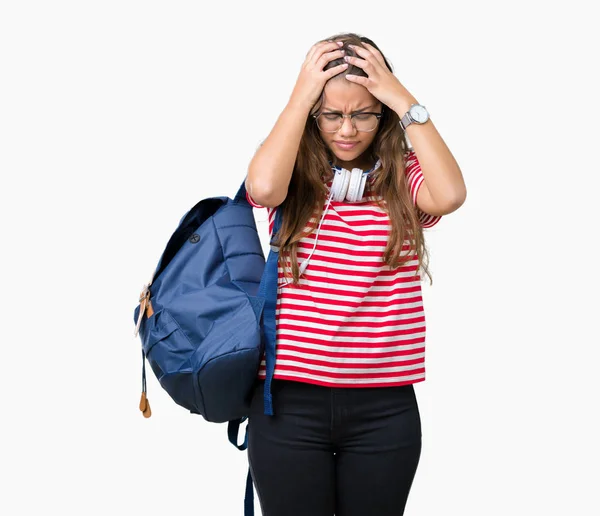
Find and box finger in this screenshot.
[307,40,342,63]
[306,40,332,59]
[327,62,349,78]
[317,48,345,69]
[360,42,387,68]
[348,44,371,58]
[345,74,369,86]
[343,55,370,72]
[347,45,378,70]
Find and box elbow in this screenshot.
[445,189,467,214]
[245,175,285,208]
[452,185,467,210]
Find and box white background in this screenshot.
[1,1,598,514]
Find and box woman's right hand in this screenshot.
[288,40,348,111]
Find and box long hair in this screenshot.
[272,32,432,286]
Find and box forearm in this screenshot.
[246,100,311,207]
[392,94,467,211]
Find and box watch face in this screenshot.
[410,104,428,123]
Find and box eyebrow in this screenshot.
[322,103,378,113]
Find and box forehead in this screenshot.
[322,80,379,110]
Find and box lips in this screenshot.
[334,141,359,150]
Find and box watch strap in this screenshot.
[400,111,413,131]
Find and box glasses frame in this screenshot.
[312,110,384,133]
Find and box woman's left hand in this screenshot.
[344,43,415,113]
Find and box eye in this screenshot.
[322,113,341,121]
[353,114,372,121]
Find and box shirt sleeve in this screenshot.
[246,189,265,209]
[404,149,442,229]
[245,138,267,209]
[245,188,276,237]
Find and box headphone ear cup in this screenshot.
[359,173,368,200]
[347,168,365,202]
[331,168,351,202]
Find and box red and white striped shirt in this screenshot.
[246,149,441,388]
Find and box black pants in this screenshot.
[247,379,422,516]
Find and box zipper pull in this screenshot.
[139,349,152,418]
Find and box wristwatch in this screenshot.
[400,103,429,130]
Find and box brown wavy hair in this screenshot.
[272,32,432,286]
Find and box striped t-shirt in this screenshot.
[246,149,441,388]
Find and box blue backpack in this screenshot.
[133,180,283,516]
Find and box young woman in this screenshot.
[244,32,466,516]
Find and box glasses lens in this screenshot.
[317,113,342,132]
[354,113,378,131]
[316,113,379,132]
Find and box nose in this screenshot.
[339,115,357,136]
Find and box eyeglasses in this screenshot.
[312,110,383,133]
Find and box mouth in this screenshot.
[333,141,359,150]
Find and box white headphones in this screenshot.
[279,158,383,288]
[329,158,382,202]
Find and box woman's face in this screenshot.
[317,79,383,171]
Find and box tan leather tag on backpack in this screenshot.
[139,391,147,411]
[139,392,151,417]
